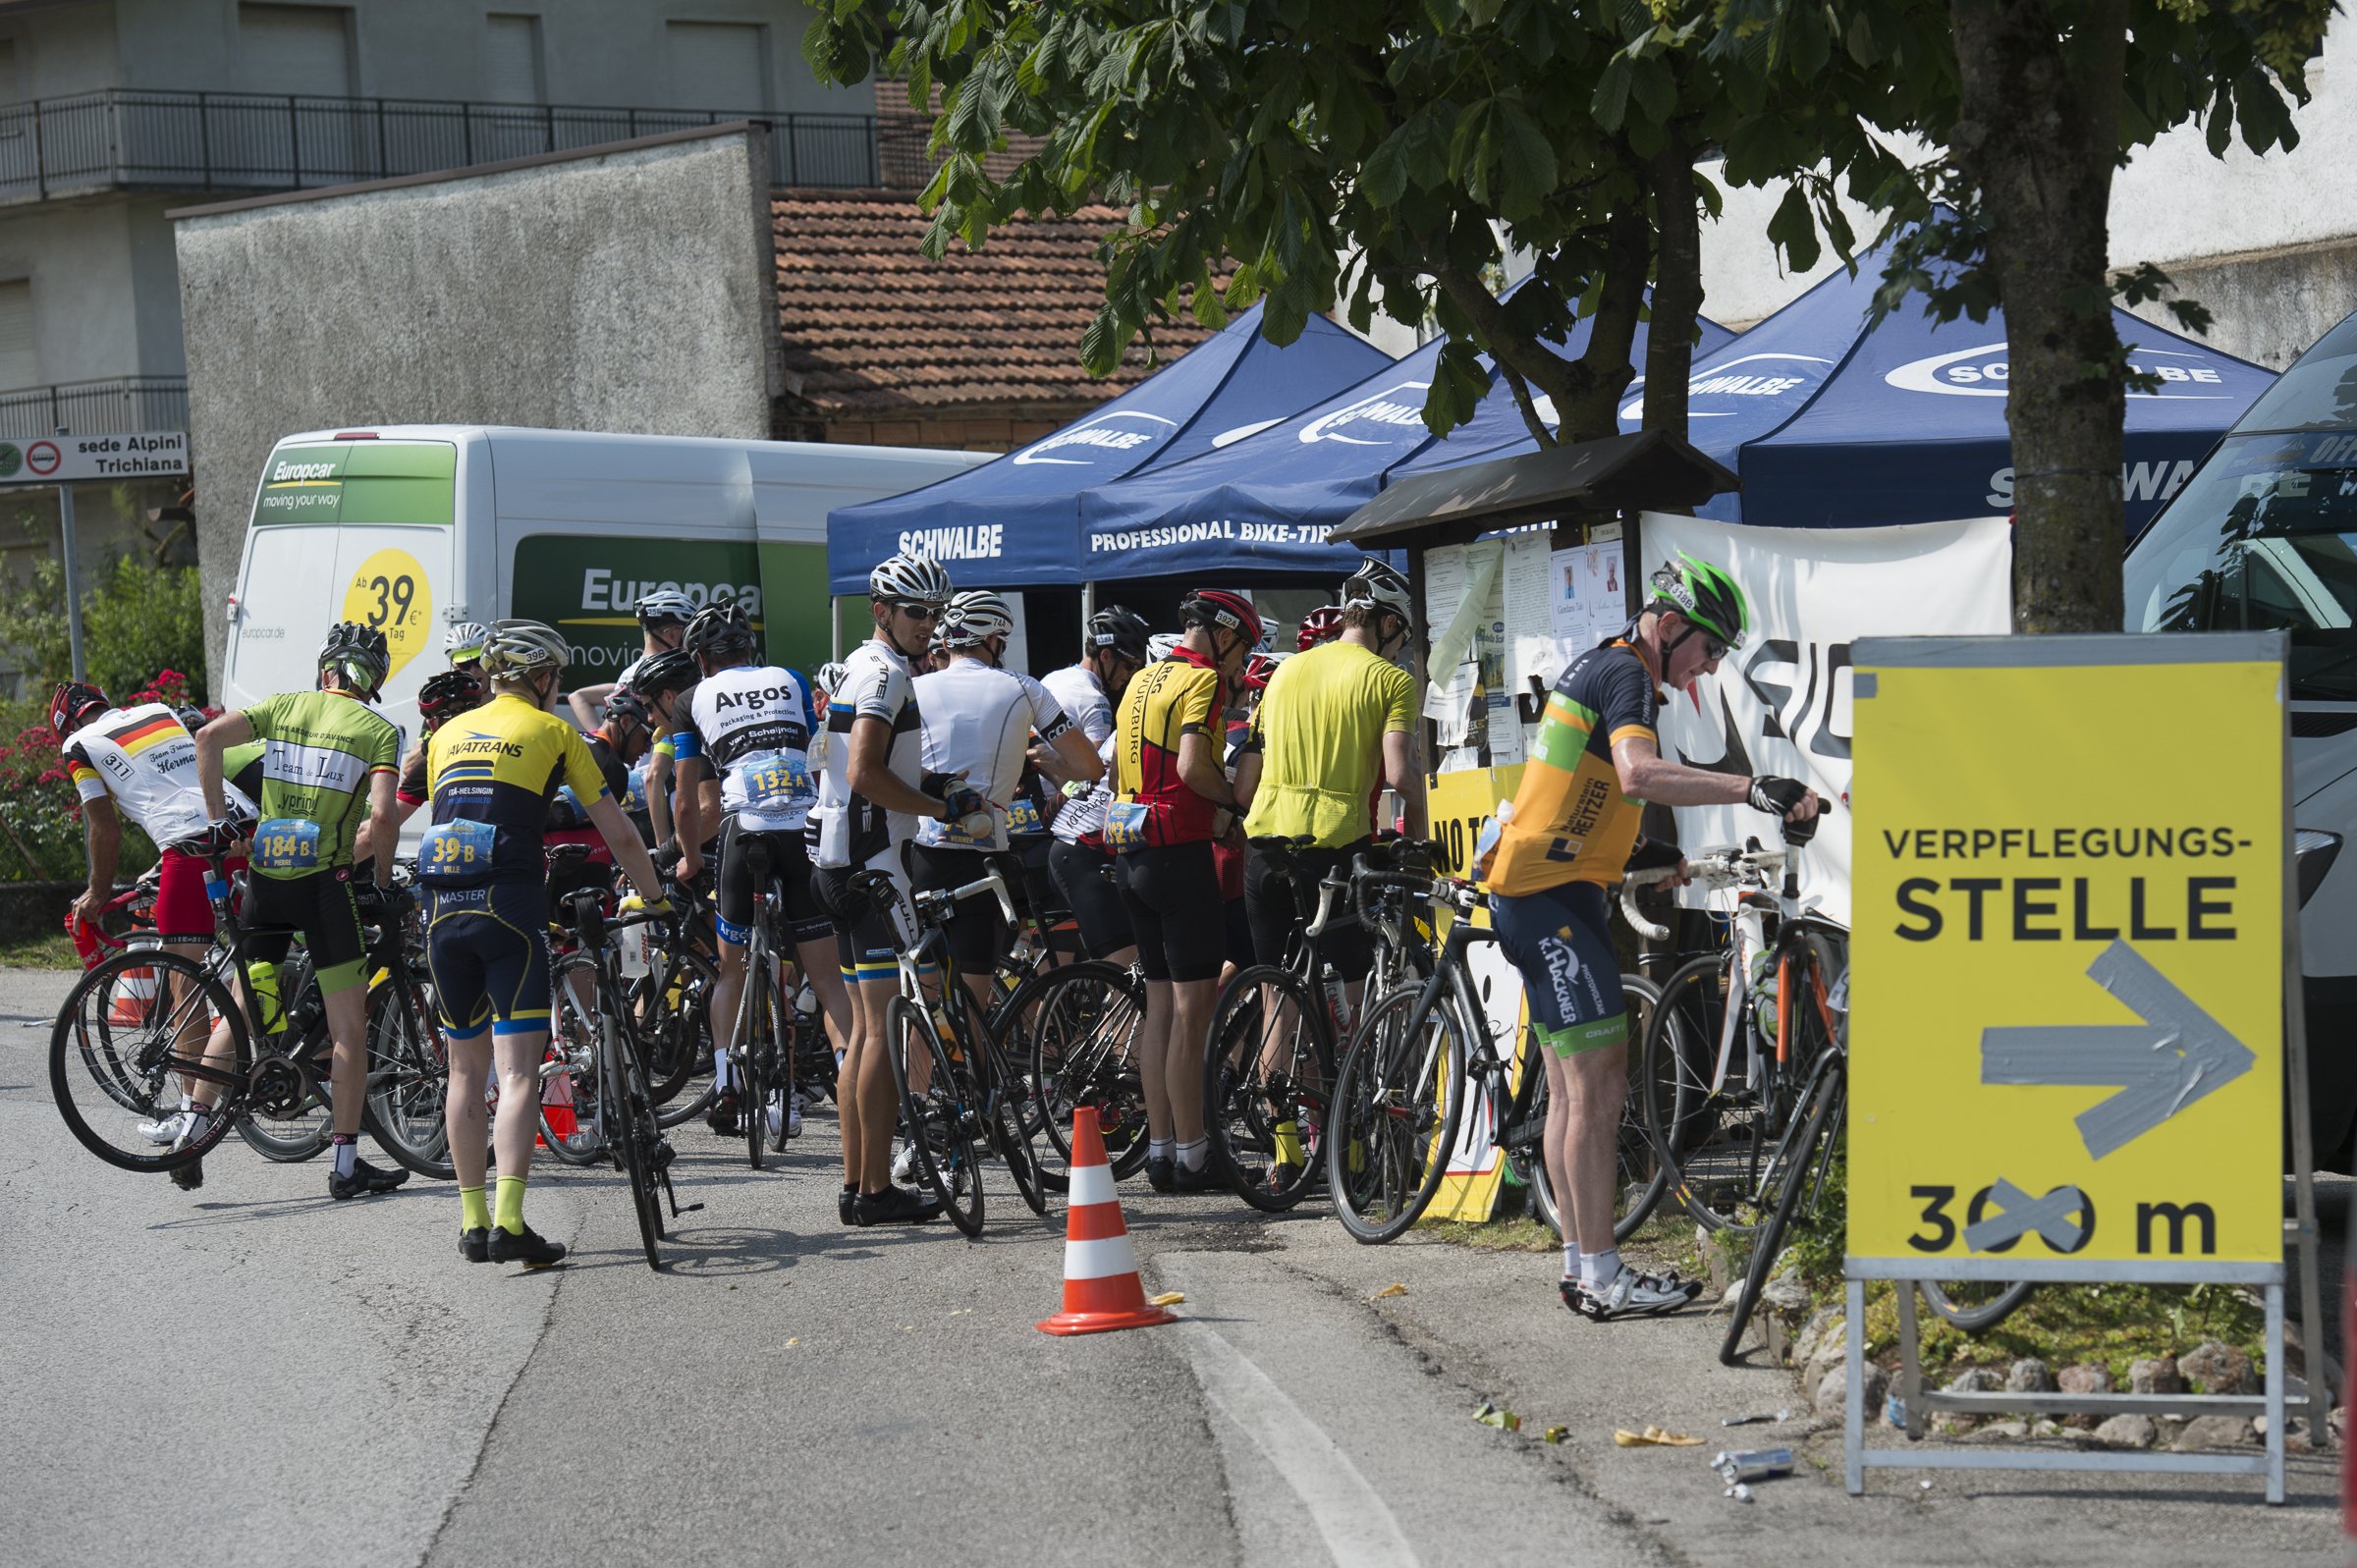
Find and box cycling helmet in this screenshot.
[48,679,109,737]
[633,589,696,628]
[416,668,487,731]
[1341,557,1413,626]
[443,621,489,664]
[174,705,210,733]
[815,661,850,698]
[868,552,954,605]
[1147,632,1183,661]
[319,621,392,697]
[940,589,1015,649]
[1650,551,1749,650]
[1297,605,1343,651]
[1085,604,1152,665]
[603,687,651,729]
[1241,651,1286,691]
[1179,587,1264,650]
[683,600,756,664]
[630,648,700,697]
[478,620,570,681]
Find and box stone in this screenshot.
[1817,1363,1886,1419]
[1976,1419,2032,1440]
[1928,1413,1979,1437]
[2254,1416,2314,1455]
[2173,1415,2257,1450]
[2006,1358,2058,1393]
[1760,1271,1811,1317]
[2177,1340,2259,1396]
[2128,1357,2184,1395]
[1792,1304,1842,1371]
[2093,1414,2159,1449]
[1802,1316,1852,1395]
[2057,1364,2113,1430]
[2031,1418,2066,1438]
[1944,1367,2002,1394]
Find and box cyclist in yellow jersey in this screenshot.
[1482,554,1820,1321]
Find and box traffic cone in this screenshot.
[1038,1106,1178,1336]
[538,1051,576,1147]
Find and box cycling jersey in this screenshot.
[1041,664,1114,746]
[1111,645,1225,850]
[681,664,820,834]
[421,693,610,885]
[815,638,926,869]
[911,657,1073,853]
[241,688,402,880]
[64,703,253,847]
[1240,639,1413,849]
[1481,639,1658,896]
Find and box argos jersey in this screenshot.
[815,638,925,869]
[241,688,402,880]
[1111,645,1226,848]
[1481,640,1658,896]
[422,693,610,884]
[911,658,1074,853]
[65,703,254,848]
[682,664,820,833]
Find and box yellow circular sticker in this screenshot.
[340,549,435,683]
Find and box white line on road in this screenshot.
[1177,1319,1420,1568]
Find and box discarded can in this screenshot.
[1885,1395,1908,1428]
[1721,1409,1791,1428]
[1712,1446,1794,1484]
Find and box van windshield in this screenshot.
[2125,430,2357,700]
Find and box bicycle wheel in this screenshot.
[600,1002,666,1270]
[993,960,1149,1190]
[885,996,985,1237]
[232,1008,337,1163]
[1204,965,1334,1213]
[740,955,771,1171]
[1721,1053,1845,1365]
[981,1028,1048,1217]
[1511,974,1670,1244]
[49,947,245,1173]
[536,954,607,1166]
[641,946,719,1126]
[1646,953,1778,1233]
[1920,1279,2037,1333]
[1326,983,1467,1244]
[363,967,454,1179]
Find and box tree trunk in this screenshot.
[1947,0,2129,634]
[1643,125,1703,445]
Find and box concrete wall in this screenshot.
[0,3,122,98]
[0,198,139,385]
[174,124,780,688]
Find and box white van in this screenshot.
[222,425,990,739]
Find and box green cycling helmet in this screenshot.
[1651,551,1750,651]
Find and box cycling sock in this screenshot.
[1579,1248,1620,1291]
[713,1052,734,1092]
[179,1094,195,1113]
[1149,1138,1174,1164]
[494,1174,527,1234]
[331,1135,356,1179]
[1562,1242,1580,1281]
[1177,1138,1208,1173]
[461,1184,491,1232]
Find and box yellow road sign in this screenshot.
[1848,637,2283,1269]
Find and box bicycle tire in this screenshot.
[1204,964,1334,1213]
[885,996,985,1237]
[49,947,246,1173]
[992,959,1149,1190]
[601,1000,665,1270]
[363,967,454,1179]
[1920,1279,2037,1333]
[643,946,720,1126]
[232,1007,338,1163]
[1721,1054,1845,1365]
[981,1027,1047,1217]
[762,966,794,1155]
[1326,983,1466,1245]
[740,951,770,1171]
[1643,953,1763,1232]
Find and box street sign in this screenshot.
[0,429,188,487]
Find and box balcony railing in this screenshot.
[0,89,923,203]
[0,376,189,441]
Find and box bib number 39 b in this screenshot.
[419,818,497,880]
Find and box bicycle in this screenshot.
[994,952,1150,1193]
[723,832,803,1169]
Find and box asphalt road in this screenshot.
[0,965,2340,1567]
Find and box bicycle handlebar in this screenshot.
[1618,864,1679,942]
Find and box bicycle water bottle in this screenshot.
[1471,801,1514,880]
[65,909,103,969]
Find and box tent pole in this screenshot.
[1081,580,1096,625]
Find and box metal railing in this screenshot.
[0,89,919,202]
[0,377,189,441]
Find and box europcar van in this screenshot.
[222,425,989,740]
[2125,311,2357,1168]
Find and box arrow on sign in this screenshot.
[1980,940,2255,1161]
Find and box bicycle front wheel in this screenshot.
[642,946,719,1126]
[1326,984,1466,1244]
[1920,1279,2036,1333]
[49,947,245,1172]
[363,966,454,1179]
[886,996,985,1236]
[994,960,1148,1190]
[1721,1054,1845,1365]
[740,958,772,1171]
[601,1007,666,1271]
[1205,965,1334,1213]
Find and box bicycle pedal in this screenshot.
[675,1201,705,1214]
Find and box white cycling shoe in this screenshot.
[138,1109,193,1146]
[1563,1265,1703,1322]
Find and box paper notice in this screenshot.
[1503,531,1557,701]
[1424,540,1502,729]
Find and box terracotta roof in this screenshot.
[773,189,1218,417]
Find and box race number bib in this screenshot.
[418,818,498,881]
[1102,801,1151,852]
[743,752,814,810]
[1007,796,1044,836]
[252,818,322,871]
[624,762,649,814]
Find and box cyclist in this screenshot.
[668,600,849,1141]
[567,589,695,730]
[417,620,668,1267]
[910,590,1099,1009]
[194,622,409,1201]
[1297,605,1343,652]
[621,647,702,867]
[812,552,985,1227]
[58,681,257,1192]
[1482,553,1818,1320]
[1042,606,1150,965]
[1234,559,1428,986]
[445,622,489,675]
[374,667,490,845]
[1108,588,1261,1192]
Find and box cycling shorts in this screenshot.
[424,879,552,1039]
[1116,840,1224,984]
[244,867,366,995]
[1049,838,1132,960]
[811,845,911,984]
[155,847,237,942]
[717,818,834,947]
[1487,881,1626,1055]
[1243,838,1372,978]
[906,841,1007,973]
[1007,834,1064,921]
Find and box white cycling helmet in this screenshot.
[480,619,571,680]
[1340,557,1413,625]
[444,621,490,662]
[815,660,850,697]
[868,552,954,605]
[1147,632,1183,661]
[634,589,696,627]
[939,589,1014,649]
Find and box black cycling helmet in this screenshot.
[631,648,700,697]
[416,668,487,731]
[1085,604,1152,665]
[319,621,392,698]
[604,687,651,729]
[683,601,756,665]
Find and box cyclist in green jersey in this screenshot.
[195,622,410,1201]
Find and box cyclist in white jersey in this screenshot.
[812,554,987,1227]
[1041,605,1150,965]
[669,602,850,1142]
[910,591,1099,1006]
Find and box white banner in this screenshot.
[1638,512,2012,927]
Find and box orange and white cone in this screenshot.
[538,1055,576,1147]
[1038,1106,1178,1336]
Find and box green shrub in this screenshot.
[0,555,207,706]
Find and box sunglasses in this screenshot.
[891,601,941,622]
[1705,635,1730,661]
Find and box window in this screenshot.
[0,40,19,106]
[0,280,35,391]
[484,14,543,105]
[664,21,766,114]
[238,4,354,95]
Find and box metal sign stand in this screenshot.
[1845,696,2330,1504]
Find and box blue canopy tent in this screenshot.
[824,303,1389,592]
[1078,307,1734,578]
